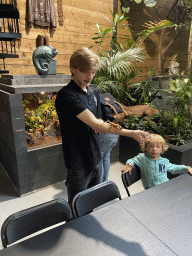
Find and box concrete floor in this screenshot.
[0,161,144,250]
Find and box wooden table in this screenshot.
[0,198,175,256]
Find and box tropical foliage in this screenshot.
[99,47,144,78]
[121,0,156,13]
[123,75,192,146]
[137,20,186,44]
[91,12,151,106]
[91,6,192,146]
[136,1,192,77]
[23,94,58,133]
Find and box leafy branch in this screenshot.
[137,20,187,44]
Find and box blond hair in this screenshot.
[70,47,100,75]
[140,134,168,154]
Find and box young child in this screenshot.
[121,134,192,189]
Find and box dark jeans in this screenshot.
[66,165,102,206]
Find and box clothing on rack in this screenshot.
[57,0,63,26]
[28,0,57,31]
[36,35,49,47]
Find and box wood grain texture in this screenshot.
[0,0,189,79]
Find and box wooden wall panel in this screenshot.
[0,0,189,83]
[0,0,113,75]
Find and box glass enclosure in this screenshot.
[22,92,61,149]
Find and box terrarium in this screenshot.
[22,92,61,149]
[0,74,71,195]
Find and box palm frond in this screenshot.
[137,20,182,43]
[98,47,145,78]
[92,77,119,93]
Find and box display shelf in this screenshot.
[0,53,19,58]
[0,69,8,73]
[0,32,21,41]
[0,1,20,73]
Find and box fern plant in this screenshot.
[92,46,145,105]
[90,11,147,105]
[98,47,144,79]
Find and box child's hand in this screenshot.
[121,164,133,175]
[188,167,192,175]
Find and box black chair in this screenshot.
[1,198,73,248]
[72,180,122,218]
[121,165,141,197]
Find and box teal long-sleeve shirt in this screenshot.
[126,153,188,189]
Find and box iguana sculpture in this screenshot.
[32,45,58,75]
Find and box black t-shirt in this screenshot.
[55,80,102,173]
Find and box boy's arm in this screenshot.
[188,167,192,175]
[77,109,150,143]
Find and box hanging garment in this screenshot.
[36,35,49,47]
[28,0,57,31]
[57,0,63,26]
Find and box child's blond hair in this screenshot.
[70,47,100,75]
[140,134,168,154]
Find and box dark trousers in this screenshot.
[66,165,102,206]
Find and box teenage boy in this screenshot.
[55,47,150,205]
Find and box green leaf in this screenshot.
[144,0,156,7]
[184,104,189,111]
[96,23,101,34]
[91,37,101,40]
[103,28,112,34]
[186,92,192,99]
[173,117,179,128]
[137,20,179,43]
[122,6,130,13]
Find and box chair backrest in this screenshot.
[72,180,122,218]
[1,198,73,248]
[121,165,141,196]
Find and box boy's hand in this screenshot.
[121,164,133,175]
[131,130,151,144]
[188,167,192,175]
